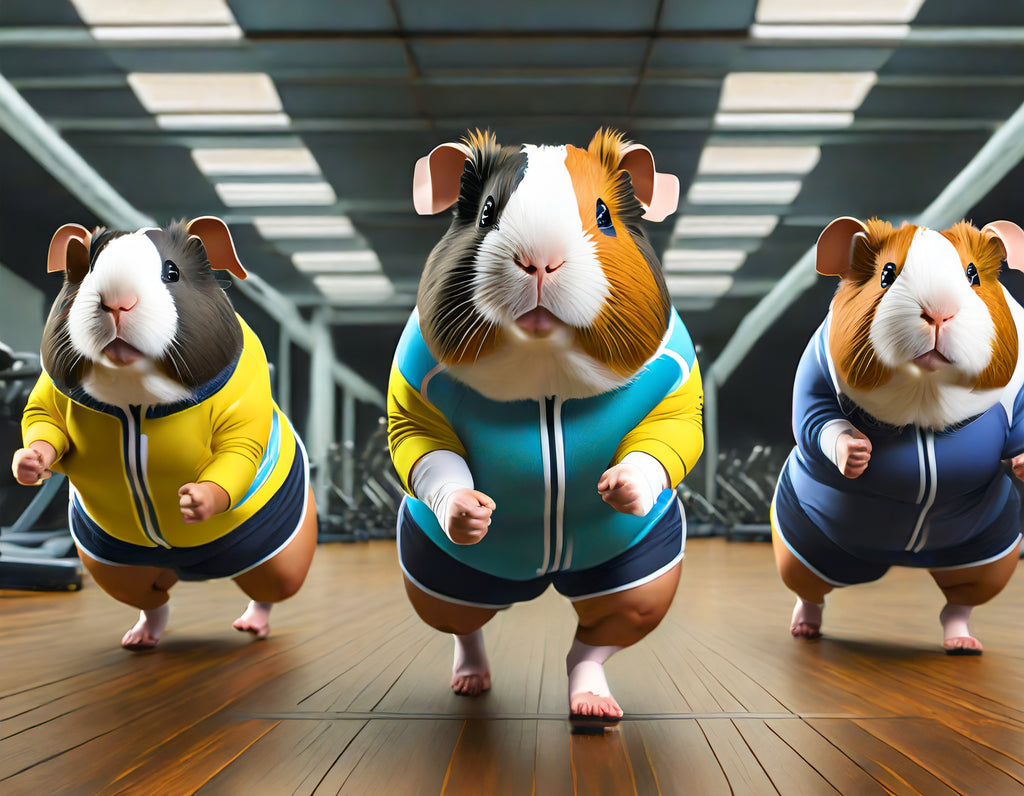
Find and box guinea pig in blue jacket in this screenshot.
[388,129,703,721]
[772,215,1024,654]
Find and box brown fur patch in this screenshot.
[563,134,668,376]
[940,222,1017,389]
[829,218,918,390]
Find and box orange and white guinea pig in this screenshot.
[772,216,1024,653]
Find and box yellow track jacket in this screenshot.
[22,318,297,549]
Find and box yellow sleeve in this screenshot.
[21,373,70,461]
[612,360,704,488]
[387,359,466,494]
[196,323,271,504]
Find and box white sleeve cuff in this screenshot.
[819,419,857,469]
[620,451,669,516]
[409,450,474,539]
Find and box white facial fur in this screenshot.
[452,144,623,401]
[68,232,190,406]
[844,227,1003,428]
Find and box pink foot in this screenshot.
[940,604,982,656]
[791,598,823,639]
[232,600,272,639]
[567,660,623,720]
[451,629,491,697]
[121,605,169,650]
[570,690,623,719]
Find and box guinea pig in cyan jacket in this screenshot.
[12,217,318,650]
[388,129,704,720]
[772,216,1024,654]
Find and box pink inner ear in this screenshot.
[983,221,1024,272]
[816,217,869,277]
[186,216,247,280]
[47,223,91,274]
[413,143,470,215]
[618,144,679,222]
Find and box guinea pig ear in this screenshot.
[816,216,870,278]
[982,220,1024,273]
[185,216,247,280]
[413,142,472,215]
[47,223,91,284]
[618,143,680,222]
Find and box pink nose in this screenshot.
[921,308,955,330]
[101,295,138,325]
[515,257,563,276]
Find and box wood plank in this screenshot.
[855,717,1024,794]
[198,720,367,795]
[732,719,840,796]
[311,719,463,795]
[696,719,780,795]
[440,719,540,796]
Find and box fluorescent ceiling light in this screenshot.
[192,148,320,176]
[714,112,854,130]
[70,0,236,25]
[719,72,877,112]
[662,250,747,272]
[91,24,241,41]
[314,274,395,301]
[754,0,925,23]
[665,275,734,297]
[215,182,337,207]
[687,180,802,205]
[157,113,291,130]
[750,24,909,41]
[698,146,820,175]
[254,216,355,239]
[293,251,381,273]
[673,215,779,238]
[128,73,282,114]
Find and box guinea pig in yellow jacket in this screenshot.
[773,216,1024,654]
[388,130,703,721]
[12,218,318,650]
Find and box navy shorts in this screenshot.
[398,496,685,609]
[772,464,1022,587]
[69,438,309,582]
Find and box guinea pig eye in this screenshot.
[880,261,897,289]
[596,198,616,237]
[479,195,496,229]
[965,262,980,287]
[161,259,180,283]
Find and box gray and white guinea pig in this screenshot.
[412,128,679,402]
[816,216,1024,429]
[41,217,248,407]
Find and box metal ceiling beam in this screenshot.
[0,70,383,406]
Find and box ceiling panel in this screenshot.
[3,0,1024,452]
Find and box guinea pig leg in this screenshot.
[451,629,491,696]
[566,640,624,721]
[790,598,825,639]
[121,604,170,650]
[232,601,273,639]
[938,604,982,655]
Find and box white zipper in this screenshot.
[905,429,936,553]
[125,407,170,549]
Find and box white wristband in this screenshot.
[819,419,857,469]
[620,451,669,516]
[409,450,474,540]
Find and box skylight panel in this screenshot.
[192,148,320,176]
[697,146,820,175]
[719,72,877,113]
[128,73,282,114]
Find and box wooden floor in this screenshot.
[2,537,1023,795]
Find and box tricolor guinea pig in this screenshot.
[13,217,318,651]
[388,130,705,721]
[771,215,1024,655]
[413,128,680,401]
